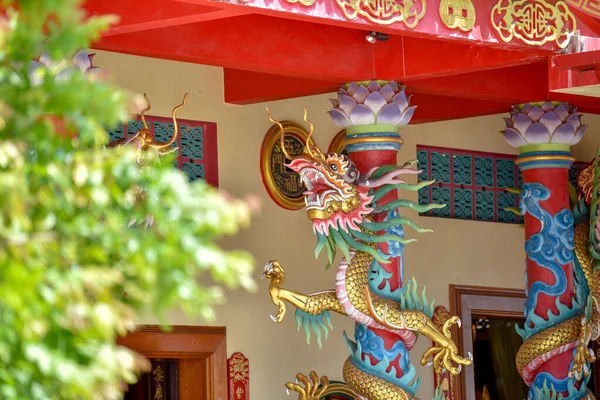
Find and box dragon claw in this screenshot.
[270,314,278,322]
[421,317,472,376]
[284,371,330,400]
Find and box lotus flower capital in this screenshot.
[328,81,416,132]
[29,49,101,86]
[501,101,587,149]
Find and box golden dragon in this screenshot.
[263,109,471,400]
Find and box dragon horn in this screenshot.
[152,93,188,150]
[266,107,293,160]
[140,93,151,130]
[303,108,324,162]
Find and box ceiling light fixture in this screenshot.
[365,31,389,43]
[366,32,377,43]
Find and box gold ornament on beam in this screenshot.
[439,0,476,31]
[491,0,576,48]
[285,0,317,5]
[336,0,426,27]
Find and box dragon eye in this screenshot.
[330,164,338,172]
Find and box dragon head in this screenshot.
[267,109,373,236]
[266,108,443,268]
[288,152,372,235]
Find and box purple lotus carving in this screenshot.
[329,81,416,129]
[502,102,587,147]
[29,49,100,85]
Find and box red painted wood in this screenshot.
[176,0,593,51]
[94,15,379,82]
[549,51,600,98]
[406,62,548,103]
[203,121,219,188]
[94,14,552,83]
[225,69,534,120]
[221,53,550,109]
[397,37,548,79]
[84,0,219,28]
[570,7,600,37]
[104,9,250,37]
[408,93,508,123]
[224,69,339,104]
[82,0,600,116]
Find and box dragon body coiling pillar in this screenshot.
[502,102,595,400]
[329,81,429,397]
[264,81,471,400]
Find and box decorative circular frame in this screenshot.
[260,121,313,210]
[328,129,347,155]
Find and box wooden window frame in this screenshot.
[117,325,227,400]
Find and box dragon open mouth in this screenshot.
[300,168,343,209]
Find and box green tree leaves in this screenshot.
[0,1,258,398]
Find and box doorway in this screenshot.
[118,326,227,400]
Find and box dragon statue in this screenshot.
[501,102,600,400]
[262,82,472,400]
[110,92,189,163]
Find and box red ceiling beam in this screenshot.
[224,70,338,104]
[223,63,548,105]
[408,93,508,123]
[568,7,600,37]
[85,0,217,27]
[549,50,600,92]
[177,0,580,51]
[84,0,248,37]
[373,36,546,80]
[95,14,548,83]
[405,62,548,103]
[103,9,250,37]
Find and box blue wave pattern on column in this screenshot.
[530,371,590,400]
[344,323,420,396]
[368,210,405,301]
[517,182,582,340]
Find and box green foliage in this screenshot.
[0,0,258,398]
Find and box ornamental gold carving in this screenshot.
[439,0,476,31]
[491,0,576,48]
[285,0,317,5]
[336,0,426,27]
[566,0,600,18]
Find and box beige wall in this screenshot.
[94,50,600,399]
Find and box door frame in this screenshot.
[449,285,526,400]
[118,325,227,400]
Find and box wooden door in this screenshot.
[118,326,227,400]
